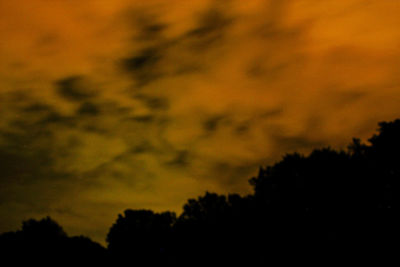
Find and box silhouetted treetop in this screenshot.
[106,209,176,264]
[179,192,229,223]
[369,119,400,149]
[0,217,106,264]
[21,216,67,239]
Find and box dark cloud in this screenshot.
[203,114,230,133]
[21,103,53,113]
[166,150,191,167]
[133,16,167,42]
[77,102,101,116]
[233,121,251,135]
[116,7,172,86]
[259,108,284,119]
[82,125,107,134]
[129,115,155,123]
[55,76,97,102]
[122,47,161,71]
[135,94,169,110]
[37,111,76,127]
[10,106,74,131]
[233,109,284,135]
[120,47,163,86]
[210,160,263,192]
[121,5,168,42]
[119,5,235,86]
[92,101,133,118]
[257,114,327,156]
[138,23,166,40]
[9,91,133,138]
[0,147,51,186]
[0,90,31,111]
[12,98,123,138]
[1,93,77,138]
[130,141,154,154]
[185,7,233,50]
[0,127,70,188]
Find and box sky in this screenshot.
[1,0,400,244]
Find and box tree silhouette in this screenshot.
[21,216,67,239]
[0,217,106,264]
[248,119,400,261]
[106,209,176,264]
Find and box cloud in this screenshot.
[131,13,168,42]
[202,114,230,133]
[184,7,234,50]
[55,76,97,102]
[134,94,170,110]
[0,109,79,231]
[121,47,164,86]
[130,141,155,154]
[129,115,155,123]
[22,102,53,113]
[118,2,236,87]
[38,112,76,127]
[209,160,263,190]
[77,102,101,116]
[166,150,191,167]
[2,0,400,245]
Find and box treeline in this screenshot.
[1,119,400,264]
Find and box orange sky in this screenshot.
[1,0,400,244]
